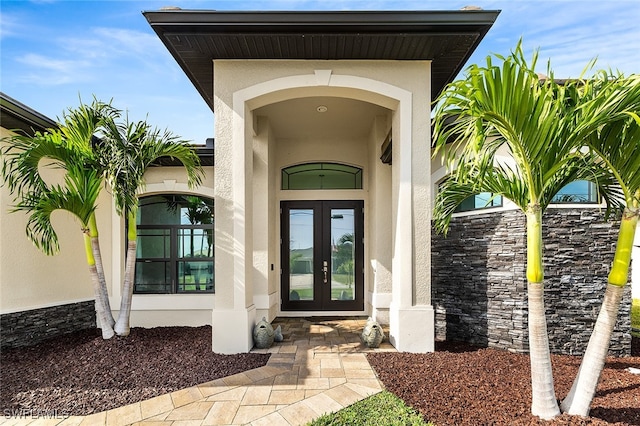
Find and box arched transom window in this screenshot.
[281,163,363,190]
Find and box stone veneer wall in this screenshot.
[1,300,96,350]
[432,208,631,357]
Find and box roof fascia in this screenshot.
[143,10,500,30]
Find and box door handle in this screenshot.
[323,261,328,284]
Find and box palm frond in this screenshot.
[570,74,640,206]
[100,116,205,217]
[14,190,62,256]
[433,174,478,235]
[433,41,579,209]
[432,41,639,230]
[1,130,80,197]
[433,159,529,234]
[59,98,119,156]
[9,164,102,255]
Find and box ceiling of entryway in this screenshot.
[255,96,389,139]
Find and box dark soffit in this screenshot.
[143,10,500,111]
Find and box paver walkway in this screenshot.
[1,317,396,426]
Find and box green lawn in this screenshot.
[308,391,431,426]
[332,273,353,286]
[632,298,640,337]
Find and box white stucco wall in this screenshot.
[367,115,393,323]
[252,116,277,321]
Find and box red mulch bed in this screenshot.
[0,326,269,416]
[368,338,640,426]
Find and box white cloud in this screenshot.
[0,11,26,40]
[15,53,93,85]
[11,25,178,87]
[462,1,640,77]
[63,27,165,58]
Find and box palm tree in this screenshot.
[335,233,354,287]
[432,43,618,420]
[560,74,640,416]
[1,100,119,339]
[99,116,204,337]
[182,196,214,260]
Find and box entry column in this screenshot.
[388,95,434,353]
[212,91,256,354]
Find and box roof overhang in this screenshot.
[143,10,500,111]
[0,92,57,136]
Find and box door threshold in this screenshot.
[277,310,367,317]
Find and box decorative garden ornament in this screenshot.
[253,317,275,348]
[361,317,385,348]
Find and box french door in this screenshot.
[281,200,364,311]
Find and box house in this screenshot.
[1,9,634,356]
[142,9,500,354]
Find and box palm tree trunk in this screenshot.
[561,208,638,416]
[560,284,624,416]
[84,231,115,339]
[526,206,561,419]
[89,213,114,328]
[114,211,137,337]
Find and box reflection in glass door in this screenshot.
[281,200,363,311]
[330,209,356,301]
[288,209,315,301]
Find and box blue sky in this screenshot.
[1,0,639,145]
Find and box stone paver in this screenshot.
[3,317,393,426]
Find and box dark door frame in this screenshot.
[280,200,364,311]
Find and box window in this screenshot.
[282,163,362,190]
[552,180,598,203]
[454,192,503,213]
[134,194,214,294]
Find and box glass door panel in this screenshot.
[288,209,315,302]
[330,209,355,301]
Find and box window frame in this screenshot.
[281,162,363,190]
[133,194,214,295]
[453,192,504,213]
[550,180,599,204]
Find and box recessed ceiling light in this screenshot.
[316,105,328,113]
